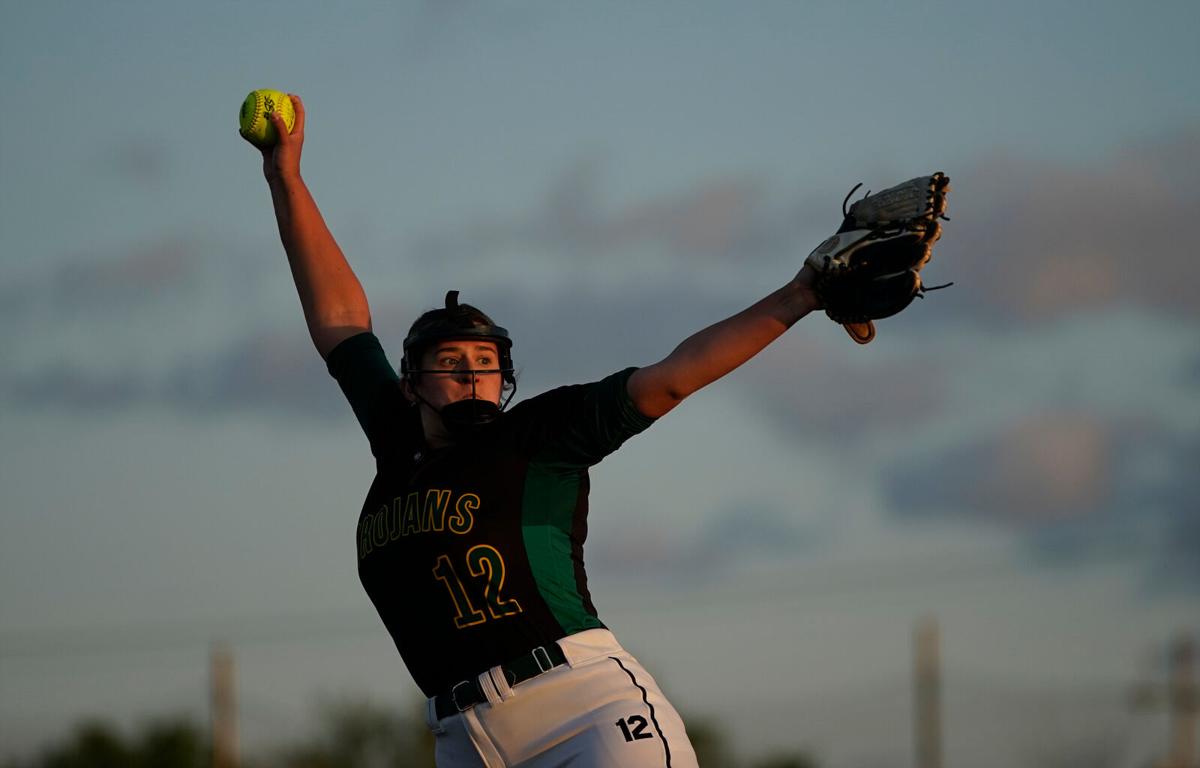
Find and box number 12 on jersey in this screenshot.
[433,545,523,628]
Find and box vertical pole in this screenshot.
[1168,634,1196,768]
[914,616,942,768]
[211,642,238,768]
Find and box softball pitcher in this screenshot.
[248,93,945,768]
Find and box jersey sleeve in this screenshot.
[325,332,420,463]
[517,367,657,468]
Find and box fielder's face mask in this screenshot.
[400,291,517,436]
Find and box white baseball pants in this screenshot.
[424,629,698,767]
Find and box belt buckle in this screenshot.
[450,680,474,712]
[531,646,553,674]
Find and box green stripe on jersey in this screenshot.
[521,462,603,634]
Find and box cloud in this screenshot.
[933,127,1200,323]
[738,332,951,441]
[403,127,1200,332]
[0,236,200,322]
[1139,430,1200,591]
[1187,352,1200,388]
[5,329,348,421]
[588,499,826,585]
[10,132,1198,430]
[407,156,801,268]
[8,364,152,411]
[690,501,824,563]
[889,412,1117,524]
[164,331,348,420]
[884,412,1200,589]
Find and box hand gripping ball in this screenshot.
[238,89,295,148]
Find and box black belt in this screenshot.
[433,643,568,719]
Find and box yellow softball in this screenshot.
[238,89,296,148]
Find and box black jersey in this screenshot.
[327,332,655,696]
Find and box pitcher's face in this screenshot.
[408,340,504,409]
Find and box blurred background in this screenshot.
[1,2,1197,767]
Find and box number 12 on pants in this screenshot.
[615,715,654,742]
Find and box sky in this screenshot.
[1,2,1198,766]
